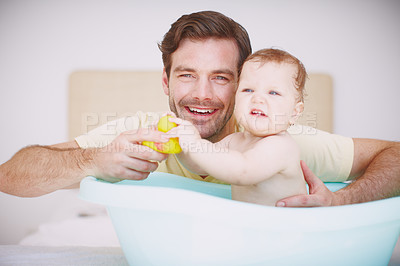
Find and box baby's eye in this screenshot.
[269,90,280,96]
[242,88,253,93]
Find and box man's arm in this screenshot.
[0,141,92,197]
[276,138,400,207]
[0,128,168,197]
[336,138,400,204]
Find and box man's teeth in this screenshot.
[189,107,215,114]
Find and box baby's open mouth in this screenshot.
[251,109,267,116]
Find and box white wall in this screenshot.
[1,0,399,244]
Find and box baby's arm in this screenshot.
[193,137,293,185]
[169,118,232,176]
[170,118,295,185]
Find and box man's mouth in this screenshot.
[186,107,217,115]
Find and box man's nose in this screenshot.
[192,78,214,101]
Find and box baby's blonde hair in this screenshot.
[242,48,307,102]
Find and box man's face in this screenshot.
[162,38,239,142]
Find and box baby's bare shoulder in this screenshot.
[258,132,298,149]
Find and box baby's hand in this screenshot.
[167,117,201,152]
[142,115,181,154]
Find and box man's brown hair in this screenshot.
[158,11,252,78]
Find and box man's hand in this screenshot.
[0,127,169,197]
[276,160,340,207]
[90,128,169,182]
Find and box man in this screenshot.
[0,11,399,207]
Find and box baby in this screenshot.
[169,48,307,206]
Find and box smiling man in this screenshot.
[1,11,399,207]
[163,38,238,143]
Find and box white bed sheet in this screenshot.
[2,242,399,265]
[19,189,120,247]
[19,215,120,247]
[0,245,128,265]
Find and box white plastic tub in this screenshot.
[80,172,400,266]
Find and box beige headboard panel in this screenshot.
[68,71,332,140]
[298,74,333,133]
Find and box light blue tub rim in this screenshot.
[80,172,400,232]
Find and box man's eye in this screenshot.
[181,74,193,78]
[214,75,230,85]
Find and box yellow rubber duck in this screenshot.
[142,115,182,154]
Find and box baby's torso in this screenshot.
[231,167,306,206]
[228,132,307,206]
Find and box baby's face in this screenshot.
[234,61,303,137]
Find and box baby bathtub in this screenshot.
[79,172,400,266]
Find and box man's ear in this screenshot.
[162,68,169,96]
[290,101,304,124]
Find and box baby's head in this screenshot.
[234,48,307,137]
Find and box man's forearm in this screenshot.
[335,140,400,205]
[0,143,95,197]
